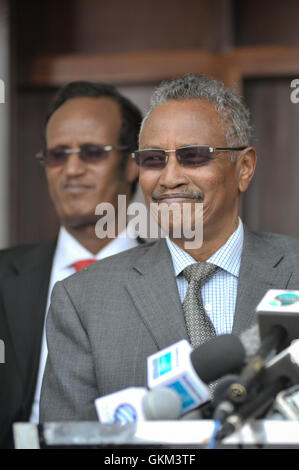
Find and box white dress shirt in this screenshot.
[30,225,140,423]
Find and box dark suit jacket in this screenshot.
[40,228,299,423]
[0,235,145,448]
[0,240,56,448]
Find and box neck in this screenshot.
[62,190,133,255]
[170,216,239,262]
[63,222,122,255]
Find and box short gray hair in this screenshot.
[140,74,252,151]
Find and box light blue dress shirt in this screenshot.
[166,219,244,335]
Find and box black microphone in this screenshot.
[218,290,299,408]
[181,335,247,420]
[224,327,286,406]
[96,334,250,423]
[195,325,263,419]
[216,377,288,441]
[208,374,241,422]
[215,339,299,439]
[189,327,264,419]
[146,334,248,420]
[190,333,246,384]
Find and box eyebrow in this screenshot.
[139,143,206,150]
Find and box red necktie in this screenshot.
[73,259,97,272]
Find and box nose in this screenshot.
[63,151,87,176]
[158,152,189,189]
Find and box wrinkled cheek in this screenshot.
[139,181,155,206]
[201,189,223,219]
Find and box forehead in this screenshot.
[46,96,122,143]
[140,98,227,148]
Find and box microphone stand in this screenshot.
[216,377,288,441]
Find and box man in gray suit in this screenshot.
[40,74,299,422]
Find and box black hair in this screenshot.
[45,81,143,194]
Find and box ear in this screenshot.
[237,147,258,193]
[125,156,139,184]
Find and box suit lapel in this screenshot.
[233,228,292,335]
[1,241,56,384]
[125,229,297,344]
[125,239,188,350]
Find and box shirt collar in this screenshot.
[54,225,139,270]
[166,218,244,278]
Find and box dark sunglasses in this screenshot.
[36,143,128,167]
[132,145,247,169]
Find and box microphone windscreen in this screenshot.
[142,387,182,420]
[240,323,261,360]
[180,408,202,420]
[190,334,246,383]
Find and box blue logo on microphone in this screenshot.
[270,292,299,307]
[114,403,138,423]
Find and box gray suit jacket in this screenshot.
[40,228,299,422]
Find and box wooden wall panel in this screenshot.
[15,0,233,58]
[235,1,299,238]
[12,0,234,245]
[234,0,299,47]
[14,89,60,243]
[242,77,299,237]
[10,0,299,245]
[68,0,232,53]
[21,49,237,87]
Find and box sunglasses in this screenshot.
[36,143,128,167]
[132,145,247,169]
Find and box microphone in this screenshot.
[217,289,299,409]
[215,340,299,440]
[239,324,261,361]
[262,338,299,386]
[216,377,288,440]
[267,383,299,420]
[95,334,248,424]
[147,339,210,414]
[190,333,246,383]
[95,386,182,424]
[258,289,299,345]
[142,387,182,420]
[95,387,148,423]
[147,335,246,416]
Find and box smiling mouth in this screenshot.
[152,193,204,202]
[63,184,94,192]
[62,184,93,196]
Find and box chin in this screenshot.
[62,213,99,229]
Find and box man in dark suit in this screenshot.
[0,81,143,448]
[40,74,299,423]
